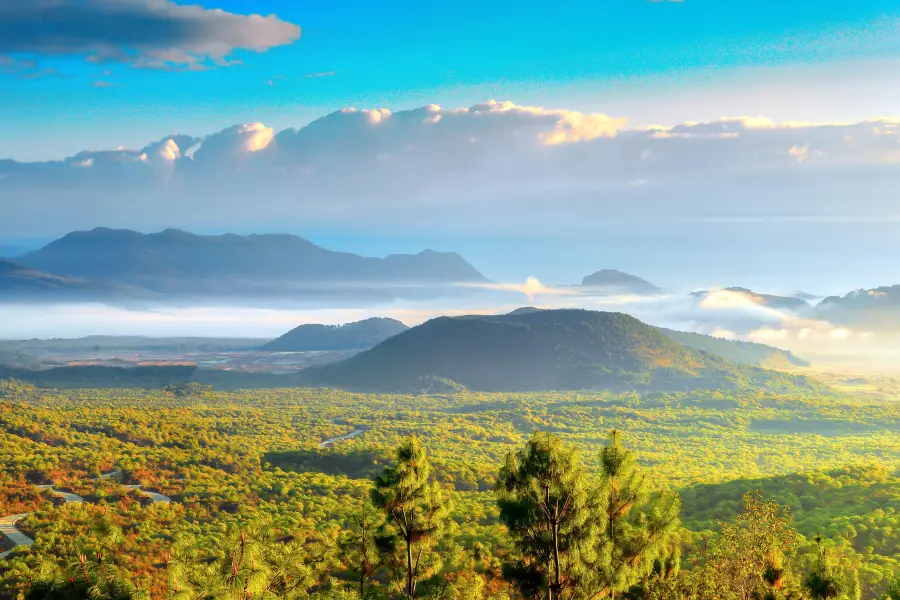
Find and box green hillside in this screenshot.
[658,327,809,368]
[307,309,820,393]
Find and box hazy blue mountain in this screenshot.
[580,269,661,295]
[0,259,100,297]
[306,309,819,393]
[18,229,488,297]
[817,285,900,328]
[263,318,409,351]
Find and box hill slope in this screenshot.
[307,309,818,393]
[503,308,807,369]
[657,328,809,368]
[0,259,108,300]
[263,318,409,351]
[580,269,661,295]
[19,228,488,295]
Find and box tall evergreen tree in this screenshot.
[371,435,452,599]
[339,494,381,599]
[805,535,842,599]
[590,430,682,600]
[495,432,596,600]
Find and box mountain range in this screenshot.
[305,308,819,393]
[3,228,488,302]
[816,285,900,328]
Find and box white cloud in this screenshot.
[2,100,900,236]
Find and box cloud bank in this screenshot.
[0,0,300,72]
[2,99,899,237]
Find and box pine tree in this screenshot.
[805,535,842,599]
[883,577,900,600]
[371,435,452,599]
[339,494,381,599]
[169,522,333,599]
[590,430,682,600]
[495,432,596,600]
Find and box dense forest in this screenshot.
[0,380,898,599]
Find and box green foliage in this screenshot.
[337,495,382,599]
[25,553,142,600]
[307,310,822,393]
[496,431,595,600]
[592,430,682,599]
[371,436,452,598]
[687,492,805,599]
[168,521,333,599]
[0,384,899,599]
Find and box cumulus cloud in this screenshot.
[3,100,900,236]
[0,0,300,71]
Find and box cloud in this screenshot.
[305,71,335,78]
[461,277,581,302]
[3,100,900,236]
[0,0,300,71]
[91,80,119,88]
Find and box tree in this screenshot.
[495,432,595,600]
[689,492,804,600]
[339,494,382,599]
[169,522,333,599]
[589,430,682,600]
[371,436,452,599]
[24,554,141,600]
[805,536,842,599]
[882,577,900,600]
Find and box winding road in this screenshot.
[319,427,364,448]
[0,476,171,559]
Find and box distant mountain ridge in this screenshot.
[816,285,900,328]
[6,228,488,302]
[306,308,819,393]
[580,269,661,295]
[21,228,487,284]
[263,318,410,351]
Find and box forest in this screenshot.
[0,380,898,599]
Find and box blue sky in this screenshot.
[4,0,900,160]
[3,0,900,295]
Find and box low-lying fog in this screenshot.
[2,279,899,372]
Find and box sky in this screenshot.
[2,0,900,292]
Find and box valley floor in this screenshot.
[0,379,898,598]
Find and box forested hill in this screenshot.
[658,328,809,368]
[306,309,820,393]
[263,318,409,351]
